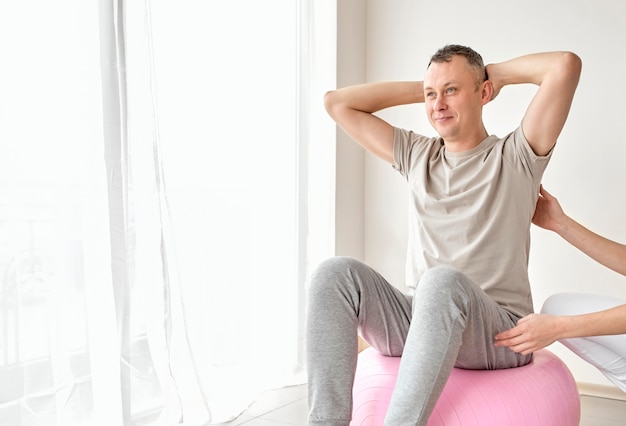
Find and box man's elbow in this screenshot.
[324,89,345,119]
[323,90,339,114]
[558,51,582,82]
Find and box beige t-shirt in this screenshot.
[393,126,551,317]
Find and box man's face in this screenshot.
[423,55,484,143]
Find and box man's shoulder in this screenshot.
[392,127,441,175]
[496,126,526,145]
[394,126,440,147]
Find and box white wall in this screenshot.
[335,0,626,389]
[335,0,366,258]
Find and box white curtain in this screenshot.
[0,1,336,425]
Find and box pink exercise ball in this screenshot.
[351,348,580,425]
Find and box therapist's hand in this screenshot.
[494,313,564,355]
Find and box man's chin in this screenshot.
[434,128,451,140]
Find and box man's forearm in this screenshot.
[486,51,580,88]
[324,81,424,115]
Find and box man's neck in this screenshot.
[443,127,489,153]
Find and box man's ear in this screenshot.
[481,80,495,104]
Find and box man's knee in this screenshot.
[418,265,468,291]
[309,256,363,298]
[414,266,472,309]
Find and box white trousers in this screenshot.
[541,292,626,393]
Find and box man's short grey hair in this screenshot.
[428,44,487,90]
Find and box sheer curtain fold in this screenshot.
[2,0,336,424]
[100,0,178,423]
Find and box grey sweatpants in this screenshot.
[306,257,532,426]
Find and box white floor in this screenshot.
[213,384,626,426]
[212,384,307,425]
[579,395,626,426]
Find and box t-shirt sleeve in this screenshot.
[392,127,434,179]
[392,127,411,178]
[506,125,553,180]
